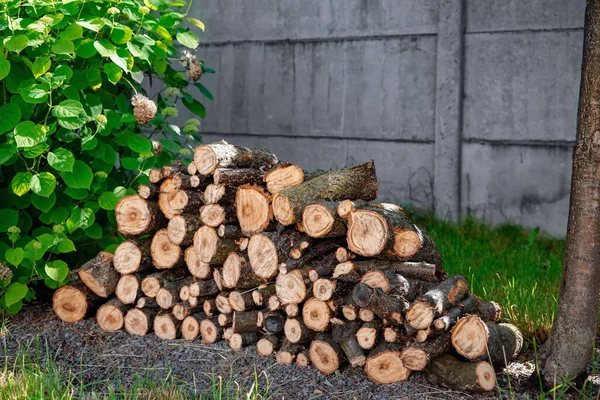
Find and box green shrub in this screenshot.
[0,0,213,313]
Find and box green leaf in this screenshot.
[5,248,24,267]
[30,172,56,197]
[5,282,28,306]
[111,25,133,44]
[0,210,18,232]
[61,160,93,189]
[0,144,16,165]
[94,39,115,57]
[127,135,153,153]
[76,39,97,58]
[14,121,46,147]
[98,191,119,210]
[66,207,95,232]
[11,172,32,196]
[126,42,145,59]
[104,63,122,84]
[0,59,10,81]
[64,187,88,200]
[77,19,104,32]
[31,57,51,79]
[20,84,49,104]
[61,23,83,40]
[195,83,214,100]
[0,103,21,134]
[57,112,88,130]
[52,38,74,54]
[31,192,56,213]
[109,52,129,72]
[176,31,199,49]
[52,99,83,118]
[48,148,75,172]
[54,65,73,82]
[57,239,75,253]
[45,260,69,282]
[154,25,171,40]
[153,58,167,75]
[120,157,139,170]
[187,17,205,31]
[4,35,29,53]
[182,97,206,119]
[84,223,103,239]
[81,135,97,151]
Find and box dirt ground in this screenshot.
[1,305,589,400]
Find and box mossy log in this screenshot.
[427,354,496,392]
[213,168,265,187]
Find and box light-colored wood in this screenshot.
[264,163,305,194]
[154,313,181,340]
[124,308,155,336]
[302,298,331,332]
[276,270,307,305]
[114,240,151,274]
[235,185,273,236]
[115,195,163,235]
[97,299,129,331]
[184,247,211,279]
[193,226,238,264]
[115,274,142,305]
[364,344,410,384]
[150,229,183,269]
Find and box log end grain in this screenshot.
[276,270,307,305]
[184,247,211,279]
[114,241,143,274]
[309,340,340,375]
[272,193,294,226]
[181,315,201,341]
[364,350,410,384]
[302,204,335,238]
[154,314,179,340]
[124,308,152,336]
[302,298,331,332]
[115,274,140,305]
[151,229,182,269]
[52,286,88,323]
[97,302,126,331]
[346,211,389,257]
[236,185,272,236]
[265,164,304,194]
[248,233,278,279]
[115,195,158,235]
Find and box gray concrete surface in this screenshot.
[185,0,586,236]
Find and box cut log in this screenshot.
[352,283,407,324]
[194,142,278,175]
[184,247,211,279]
[218,225,243,240]
[181,313,205,341]
[284,239,343,271]
[155,278,194,310]
[331,319,365,367]
[307,253,338,282]
[285,303,299,317]
[267,294,281,311]
[232,310,260,333]
[203,299,217,316]
[136,296,158,309]
[140,269,188,298]
[200,317,223,344]
[213,168,265,186]
[359,308,375,322]
[360,270,436,301]
[342,305,358,321]
[157,192,177,219]
[284,318,315,344]
[289,237,314,260]
[188,296,199,307]
[173,302,202,321]
[427,354,496,392]
[229,290,255,312]
[302,297,331,332]
[167,214,202,246]
[364,343,410,384]
[235,185,273,236]
[276,340,305,365]
[337,199,370,219]
[187,161,198,176]
[335,247,352,263]
[264,163,310,194]
[215,293,232,314]
[262,310,286,335]
[115,274,144,305]
[217,313,232,327]
[169,190,203,216]
[356,321,382,350]
[257,335,280,357]
[150,229,183,270]
[416,329,435,343]
[203,184,237,204]
[451,314,523,364]
[309,334,344,375]
[383,326,409,344]
[276,270,309,305]
[230,332,258,350]
[148,168,163,184]
[238,238,249,252]
[200,204,236,228]
[97,299,130,331]
[223,327,234,341]
[433,295,501,331]
[302,202,347,238]
[114,239,152,274]
[161,161,187,179]
[77,252,118,298]
[116,195,164,235]
[296,349,311,367]
[188,279,220,298]
[252,284,276,306]
[154,313,181,340]
[222,253,264,289]
[138,183,159,200]
[193,226,238,265]
[124,308,156,336]
[333,260,438,282]
[313,279,353,302]
[272,161,378,226]
[400,332,452,371]
[406,276,469,330]
[248,230,302,279]
[179,284,190,302]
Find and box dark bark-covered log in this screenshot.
[427,354,496,392]
[140,269,188,298]
[114,239,152,274]
[401,332,453,371]
[235,185,273,236]
[173,302,203,321]
[217,313,232,327]
[276,269,310,305]
[77,252,118,298]
[200,204,236,228]
[451,315,524,364]
[307,253,338,282]
[124,307,156,336]
[156,278,194,310]
[193,226,238,265]
[252,284,276,306]
[215,293,232,314]
[309,333,344,375]
[161,161,188,179]
[364,343,410,384]
[213,168,265,186]
[360,270,436,301]
[154,313,181,340]
[352,283,407,324]
[188,279,220,298]
[116,195,164,235]
[356,321,382,350]
[232,310,260,333]
[203,299,217,317]
[248,230,302,279]
[333,260,438,282]
[229,290,255,312]
[151,229,184,270]
[313,279,353,302]
[218,225,243,240]
[97,299,131,331]
[223,253,265,289]
[181,313,206,341]
[332,319,365,367]
[168,190,204,216]
[230,332,258,350]
[284,318,315,344]
[276,340,305,365]
[184,247,211,279]
[200,317,223,344]
[272,161,378,226]
[257,335,280,357]
[137,183,160,200]
[262,310,286,335]
[406,276,469,330]
[284,239,343,271]
[302,297,332,332]
[433,295,501,331]
[194,141,278,175]
[302,202,347,238]
[296,349,311,367]
[115,273,144,305]
[136,296,158,309]
[167,214,202,246]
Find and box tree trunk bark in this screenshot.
[213,168,266,186]
[333,260,438,282]
[427,354,496,392]
[193,141,278,175]
[77,252,118,298]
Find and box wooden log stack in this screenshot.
[52,140,522,391]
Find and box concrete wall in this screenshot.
[186,0,585,237]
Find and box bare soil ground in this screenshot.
[1,305,589,400]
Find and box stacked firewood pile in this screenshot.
[52,141,523,391]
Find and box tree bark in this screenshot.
[167,214,202,246]
[333,260,438,282]
[137,183,160,200]
[351,284,407,324]
[77,252,118,298]
[193,141,278,175]
[213,168,265,187]
[427,354,496,392]
[331,319,366,366]
[276,340,305,365]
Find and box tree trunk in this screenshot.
[356,321,382,350]
[261,310,286,334]
[235,185,273,236]
[276,269,310,305]
[540,0,600,387]
[116,195,164,235]
[427,354,496,392]
[193,141,278,175]
[272,161,378,226]
[252,284,276,306]
[232,310,260,333]
[433,295,501,331]
[168,190,204,216]
[264,163,325,194]
[53,274,103,323]
[77,252,118,298]
[137,183,160,200]
[229,332,258,350]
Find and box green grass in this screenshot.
[410,211,565,341]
